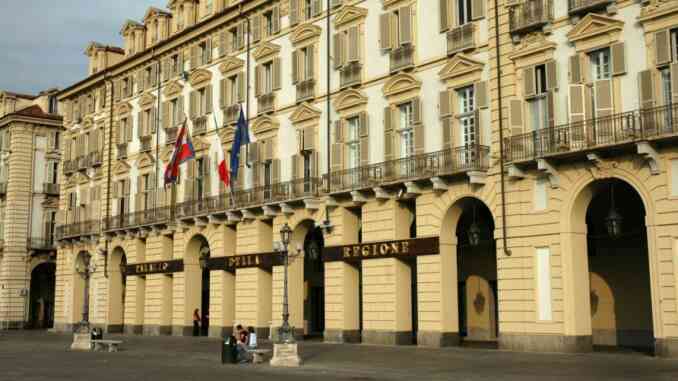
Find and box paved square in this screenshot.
[1,332,678,381]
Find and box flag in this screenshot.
[164,121,195,185]
[229,106,250,182]
[213,114,230,188]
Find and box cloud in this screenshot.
[0,0,166,94]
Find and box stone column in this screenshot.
[143,234,173,335]
[559,231,593,352]
[208,225,236,338]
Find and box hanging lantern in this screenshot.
[280,223,292,247]
[199,245,210,269]
[467,204,481,246]
[605,183,623,239]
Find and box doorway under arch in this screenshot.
[107,247,126,333]
[28,262,55,329]
[185,234,210,337]
[303,225,325,338]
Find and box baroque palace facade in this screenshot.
[0,89,62,330]
[54,0,678,356]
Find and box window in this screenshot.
[458,0,473,26]
[589,48,611,81]
[399,102,414,158]
[302,46,313,81]
[142,174,153,209]
[230,27,239,51]
[229,75,238,105]
[671,28,678,63]
[48,95,58,114]
[205,0,213,14]
[458,86,476,147]
[264,11,274,36]
[303,153,312,192]
[304,0,313,20]
[528,64,549,131]
[68,193,77,210]
[263,62,273,94]
[346,116,361,169]
[177,6,184,29]
[171,54,179,75]
[199,88,207,115]
[54,131,60,150]
[48,161,59,184]
[145,67,153,88]
[196,157,206,199]
[170,98,179,126]
[200,41,209,64]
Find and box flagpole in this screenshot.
[245,14,251,168]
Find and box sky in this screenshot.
[0,0,166,95]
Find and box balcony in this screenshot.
[176,198,213,220]
[257,93,275,115]
[117,143,128,160]
[193,116,208,136]
[43,182,59,195]
[88,151,103,167]
[104,206,172,232]
[224,104,241,124]
[568,0,614,17]
[0,182,6,196]
[78,155,89,171]
[389,45,415,73]
[165,127,178,145]
[296,79,316,103]
[447,23,475,56]
[64,159,78,174]
[140,135,153,153]
[340,62,362,89]
[28,237,55,251]
[504,104,678,164]
[509,0,552,35]
[325,145,490,194]
[55,220,101,240]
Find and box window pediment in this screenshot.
[163,81,184,98]
[334,89,368,111]
[383,73,421,97]
[251,115,279,135]
[160,146,174,162]
[139,93,157,109]
[113,161,131,176]
[291,24,322,46]
[66,175,77,188]
[82,116,94,129]
[438,54,484,81]
[253,42,281,61]
[334,5,368,28]
[77,172,91,185]
[188,68,212,87]
[191,136,209,152]
[42,197,59,209]
[115,102,133,116]
[136,152,156,169]
[218,126,235,145]
[290,102,322,124]
[639,0,678,24]
[218,57,245,74]
[120,19,145,36]
[507,33,557,62]
[566,14,623,46]
[143,7,170,23]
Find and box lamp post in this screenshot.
[605,183,623,239]
[278,222,293,343]
[75,254,97,333]
[467,204,481,247]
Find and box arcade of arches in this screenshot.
[51,175,678,357]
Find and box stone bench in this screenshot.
[92,340,123,352]
[249,349,271,364]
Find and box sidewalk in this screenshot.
[1,331,677,381]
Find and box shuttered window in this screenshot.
[346,116,361,170]
[458,0,473,25]
[398,102,415,158]
[589,48,611,81]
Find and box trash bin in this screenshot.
[221,335,237,364]
[91,328,103,341]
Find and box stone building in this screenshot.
[0,89,63,329]
[54,0,678,357]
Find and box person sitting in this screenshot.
[236,329,252,364]
[247,326,257,349]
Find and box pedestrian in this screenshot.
[192,309,200,337]
[247,326,257,349]
[236,328,252,363]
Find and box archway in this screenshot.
[455,198,497,345]
[582,179,654,352]
[185,234,210,336]
[107,247,126,333]
[28,262,55,329]
[303,225,325,338]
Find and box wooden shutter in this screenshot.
[219,79,227,108]
[569,54,582,84]
[360,112,369,166]
[442,117,453,149]
[471,0,485,20]
[594,80,614,118]
[185,161,195,200]
[292,50,299,84]
[290,0,299,26]
[162,101,170,129]
[205,37,213,64]
[638,70,655,109]
[611,42,626,76]
[655,30,671,66]
[348,26,360,63]
[671,63,678,104]
[333,33,344,69]
[439,90,451,118]
[331,120,343,172]
[113,81,121,102]
[568,84,586,123]
[252,14,262,42]
[399,5,412,46]
[137,71,144,94]
[303,127,315,151]
[255,65,262,97]
[189,90,197,119]
[271,158,280,185]
[151,63,158,87]
[508,99,524,135]
[150,107,157,133]
[307,45,315,80]
[237,23,245,50]
[162,58,170,82]
[312,0,322,16]
[380,13,392,50]
[291,154,299,180]
[523,66,536,98]
[475,81,488,109]
[219,30,228,57]
[439,0,449,33]
[136,177,144,211]
[202,158,211,197]
[546,91,556,129]
[384,106,394,161]
[178,95,185,123]
[206,85,213,115]
[546,60,558,91]
[273,58,282,90]
[191,44,199,69]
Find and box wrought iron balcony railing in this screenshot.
[176,198,212,219]
[224,104,241,124]
[325,145,490,194]
[509,0,552,35]
[568,0,614,16]
[390,45,415,73]
[504,103,678,163]
[88,151,103,167]
[447,23,475,56]
[165,127,178,145]
[296,79,316,103]
[77,155,89,171]
[340,62,362,88]
[257,93,275,115]
[104,206,172,232]
[63,159,78,174]
[193,116,208,136]
[43,182,59,195]
[117,143,128,160]
[55,220,101,240]
[140,135,153,153]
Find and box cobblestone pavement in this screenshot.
[1,331,678,381]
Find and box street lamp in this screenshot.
[278,223,294,343]
[199,245,210,270]
[605,183,623,239]
[75,254,97,333]
[467,204,481,247]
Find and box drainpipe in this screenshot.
[324,0,332,229]
[103,69,115,277]
[494,0,511,256]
